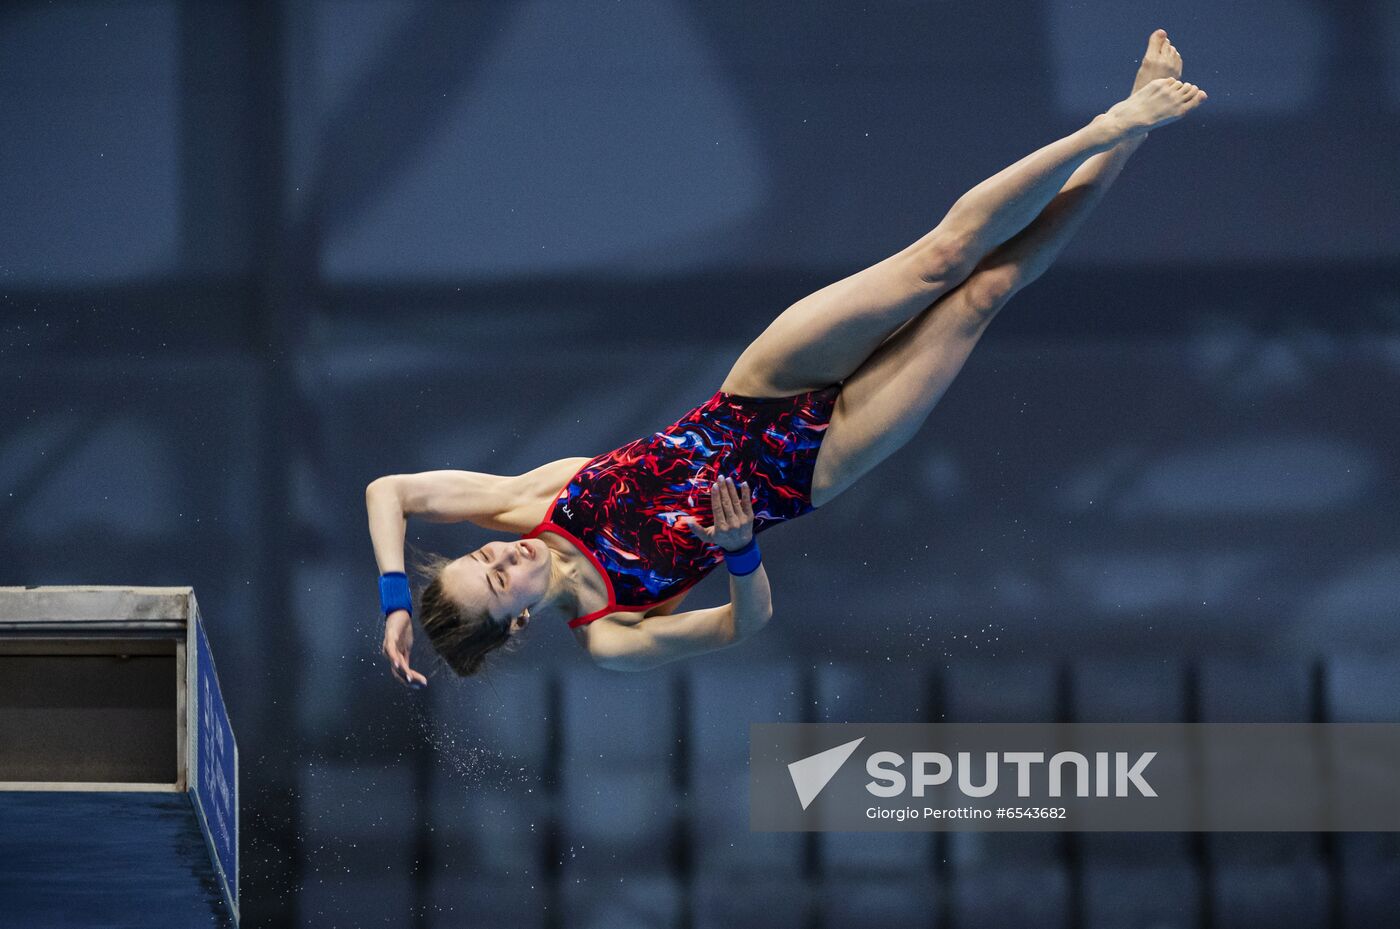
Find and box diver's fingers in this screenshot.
[385,645,413,686]
[719,477,739,525]
[709,480,731,528]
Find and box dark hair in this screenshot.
[411,547,518,677]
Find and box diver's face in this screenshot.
[441,538,550,631]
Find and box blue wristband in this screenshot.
[379,571,412,616]
[723,538,762,577]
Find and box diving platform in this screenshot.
[0,586,239,928]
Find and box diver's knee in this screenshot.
[957,265,1026,326]
[910,228,977,289]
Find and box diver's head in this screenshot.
[416,538,549,676]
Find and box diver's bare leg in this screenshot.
[723,62,1204,399]
[719,124,1118,398]
[809,31,1198,506]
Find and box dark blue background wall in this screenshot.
[3,2,1398,927]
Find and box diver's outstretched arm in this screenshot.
[365,458,590,536]
[367,468,524,534]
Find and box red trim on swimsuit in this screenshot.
[527,518,703,628]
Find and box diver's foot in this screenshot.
[1132,29,1183,94]
[1099,76,1207,141]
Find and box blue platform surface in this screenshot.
[0,791,233,929]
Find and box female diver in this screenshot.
[366,32,1203,683]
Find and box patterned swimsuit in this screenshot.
[525,385,841,626]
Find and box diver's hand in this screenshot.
[382,609,428,688]
[684,475,755,551]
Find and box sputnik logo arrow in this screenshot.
[787,737,865,810]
